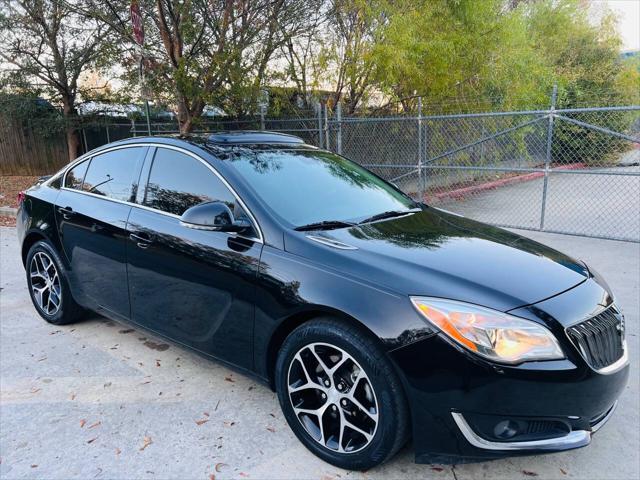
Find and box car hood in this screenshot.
[286,208,589,312]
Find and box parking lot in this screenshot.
[1,225,638,480]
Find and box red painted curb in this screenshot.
[425,163,586,203]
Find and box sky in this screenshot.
[592,0,640,51]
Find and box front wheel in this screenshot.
[275,317,410,470]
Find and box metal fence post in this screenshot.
[417,96,424,202]
[540,83,558,230]
[323,103,331,150]
[324,102,330,151]
[131,118,137,137]
[317,102,323,149]
[336,102,342,155]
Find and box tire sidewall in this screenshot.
[275,319,408,470]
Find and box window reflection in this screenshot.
[228,149,416,226]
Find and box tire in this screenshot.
[25,240,86,325]
[275,317,410,470]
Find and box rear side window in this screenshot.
[144,148,237,216]
[82,147,146,202]
[64,159,89,190]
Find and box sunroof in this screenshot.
[208,131,304,144]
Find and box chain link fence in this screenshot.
[2,95,638,242]
[325,100,640,243]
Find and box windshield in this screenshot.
[228,149,417,227]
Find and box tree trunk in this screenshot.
[61,97,82,161]
[66,128,82,161]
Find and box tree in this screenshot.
[0,0,114,160]
[84,0,311,133]
[276,1,326,110]
[318,0,385,114]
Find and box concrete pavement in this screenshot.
[1,226,638,480]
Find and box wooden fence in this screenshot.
[0,115,69,175]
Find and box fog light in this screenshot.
[494,420,519,439]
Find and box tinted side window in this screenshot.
[144,148,237,216]
[64,159,89,189]
[82,147,146,202]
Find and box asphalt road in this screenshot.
[433,166,640,242]
[1,226,638,480]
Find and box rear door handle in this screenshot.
[57,206,74,220]
[129,232,153,249]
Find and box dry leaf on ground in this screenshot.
[140,436,153,451]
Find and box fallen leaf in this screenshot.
[266,426,276,433]
[30,387,41,394]
[141,381,152,385]
[196,418,209,426]
[239,473,249,478]
[209,475,216,480]
[431,466,444,472]
[79,419,86,428]
[215,463,227,473]
[522,471,538,477]
[224,375,235,383]
[31,464,38,468]
[223,421,236,427]
[156,360,161,367]
[560,468,567,475]
[70,393,77,400]
[88,421,101,429]
[140,436,153,451]
[87,437,98,444]
[269,413,276,418]
[115,448,121,456]
[203,412,210,417]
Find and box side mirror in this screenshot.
[180,201,251,233]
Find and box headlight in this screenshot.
[410,297,564,364]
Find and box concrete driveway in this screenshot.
[1,226,638,480]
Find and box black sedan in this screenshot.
[17,132,628,469]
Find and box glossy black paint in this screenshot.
[17,135,628,464]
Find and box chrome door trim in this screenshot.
[56,142,264,244]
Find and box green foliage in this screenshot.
[0,92,66,139]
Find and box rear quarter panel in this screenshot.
[18,184,62,266]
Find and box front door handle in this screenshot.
[129,232,153,249]
[57,206,74,220]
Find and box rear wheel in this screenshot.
[26,240,85,325]
[275,317,410,470]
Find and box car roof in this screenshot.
[80,132,315,161]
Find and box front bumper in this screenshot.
[390,331,629,464]
[451,401,616,453]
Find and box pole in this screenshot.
[259,106,265,131]
[138,46,152,136]
[324,103,330,151]
[317,102,323,149]
[417,96,424,202]
[336,102,342,155]
[540,83,557,230]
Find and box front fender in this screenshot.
[253,245,436,379]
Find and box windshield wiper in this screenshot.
[358,209,420,225]
[294,220,356,232]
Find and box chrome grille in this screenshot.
[566,306,625,371]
